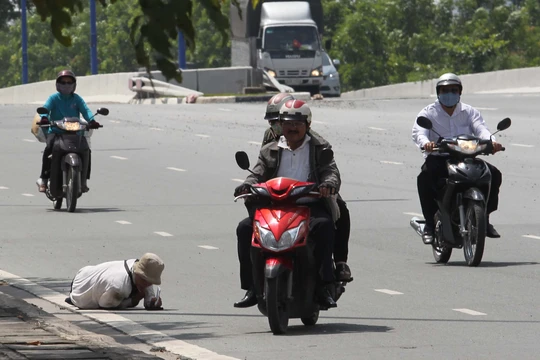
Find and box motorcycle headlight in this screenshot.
[255,221,306,251]
[456,139,479,154]
[63,122,81,131]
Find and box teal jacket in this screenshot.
[42,93,95,135]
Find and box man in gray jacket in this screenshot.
[234,100,340,309]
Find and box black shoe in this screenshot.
[486,223,500,238]
[82,185,90,193]
[316,286,337,308]
[234,289,257,308]
[65,297,73,305]
[335,262,353,282]
[422,225,434,245]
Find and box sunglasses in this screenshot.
[282,121,306,128]
[440,87,460,94]
[58,81,74,85]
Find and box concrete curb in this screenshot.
[129,92,312,105]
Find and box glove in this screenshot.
[318,183,337,197]
[234,184,251,197]
[88,121,101,129]
[38,117,49,126]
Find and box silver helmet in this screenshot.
[436,73,462,94]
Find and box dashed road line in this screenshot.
[21,193,34,197]
[522,235,540,240]
[167,167,186,172]
[368,127,386,131]
[510,143,534,148]
[195,134,210,138]
[149,127,163,131]
[476,107,498,111]
[0,269,241,360]
[198,245,219,250]
[109,120,121,123]
[374,289,404,295]
[231,178,245,183]
[110,156,128,160]
[453,308,487,316]
[115,220,132,225]
[218,108,232,112]
[404,212,423,217]
[154,231,173,237]
[380,160,403,165]
[23,139,36,142]
[248,141,260,145]
[312,120,327,125]
[0,186,8,190]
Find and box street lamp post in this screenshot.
[178,31,186,69]
[21,0,28,84]
[90,0,98,74]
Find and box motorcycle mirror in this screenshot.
[319,148,334,167]
[235,151,250,170]
[97,108,109,116]
[36,107,48,115]
[497,117,511,131]
[416,116,433,130]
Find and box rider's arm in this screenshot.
[75,94,95,122]
[412,110,432,149]
[469,107,495,141]
[41,94,56,119]
[244,152,269,185]
[318,144,341,192]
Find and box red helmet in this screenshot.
[56,70,77,95]
[265,93,295,121]
[279,99,312,125]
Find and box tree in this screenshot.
[0,0,18,29]
[30,0,244,83]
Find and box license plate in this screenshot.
[286,78,303,85]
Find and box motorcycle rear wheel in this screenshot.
[432,212,452,263]
[66,167,79,213]
[265,277,289,335]
[463,201,486,266]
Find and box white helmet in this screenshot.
[279,99,312,125]
[265,93,295,121]
[436,73,462,94]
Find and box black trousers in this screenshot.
[237,203,336,290]
[334,197,350,263]
[417,155,502,227]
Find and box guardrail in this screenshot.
[128,77,203,98]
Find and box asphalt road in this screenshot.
[1,93,539,359]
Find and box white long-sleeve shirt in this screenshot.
[69,259,156,309]
[412,100,494,158]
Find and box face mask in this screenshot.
[57,83,75,95]
[271,123,282,135]
[438,93,460,107]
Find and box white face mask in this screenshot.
[438,93,460,107]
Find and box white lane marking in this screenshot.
[199,245,219,250]
[115,220,132,225]
[248,141,260,145]
[0,270,240,360]
[453,308,487,316]
[511,143,534,148]
[109,120,121,123]
[149,127,163,131]
[110,156,128,160]
[375,289,403,295]
[23,138,36,142]
[218,108,232,112]
[167,167,186,172]
[0,186,8,190]
[22,193,34,197]
[231,178,245,183]
[404,212,423,217]
[312,120,327,125]
[522,235,540,239]
[195,134,210,138]
[154,231,173,237]
[476,107,498,111]
[368,127,386,131]
[380,160,403,165]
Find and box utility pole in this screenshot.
[90,0,98,74]
[21,0,28,84]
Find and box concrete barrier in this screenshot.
[342,66,540,99]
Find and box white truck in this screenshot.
[256,1,324,95]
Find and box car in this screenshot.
[320,52,341,97]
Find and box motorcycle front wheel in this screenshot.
[432,211,452,263]
[265,276,289,335]
[463,201,486,266]
[66,167,80,213]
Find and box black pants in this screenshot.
[40,135,92,181]
[334,197,350,263]
[417,155,502,227]
[237,203,336,290]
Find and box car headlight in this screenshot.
[254,221,306,251]
[311,67,322,77]
[328,72,337,78]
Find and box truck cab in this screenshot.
[257,1,323,95]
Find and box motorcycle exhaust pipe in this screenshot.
[410,216,426,237]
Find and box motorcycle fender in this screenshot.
[463,188,485,202]
[264,258,293,279]
[64,153,81,168]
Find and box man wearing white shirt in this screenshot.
[233,100,341,309]
[66,253,164,310]
[412,73,504,244]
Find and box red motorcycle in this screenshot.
[234,150,348,335]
